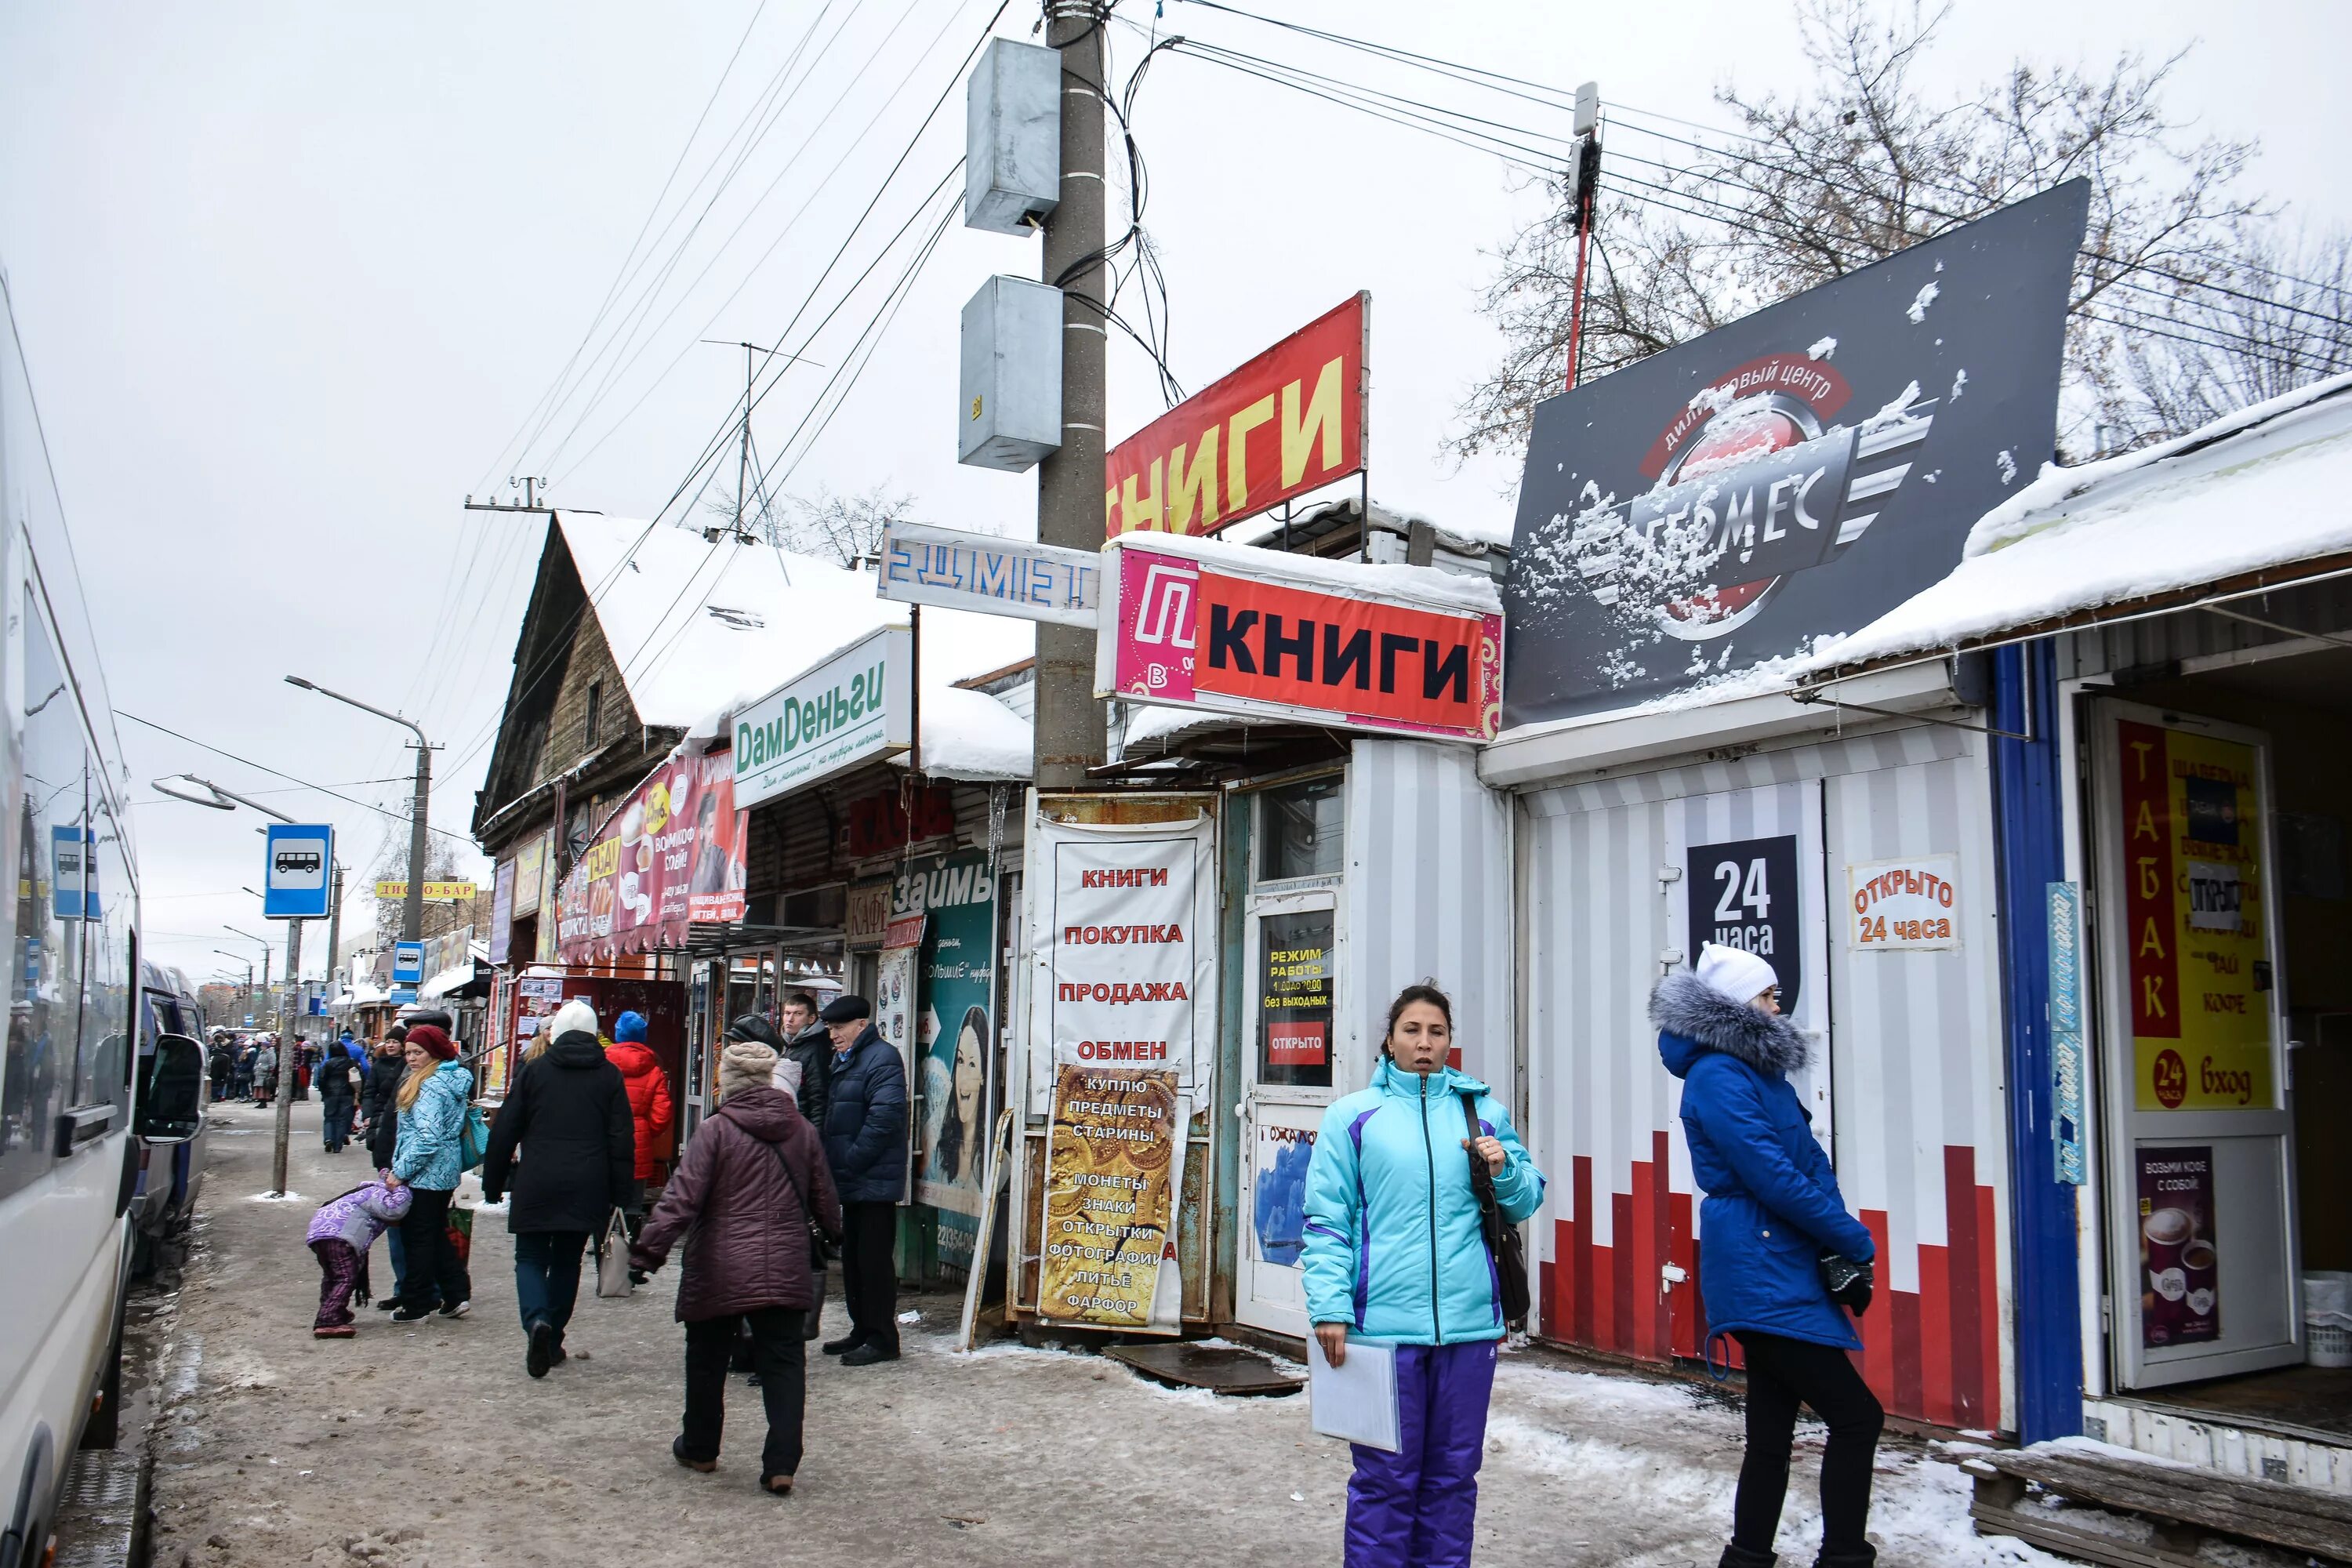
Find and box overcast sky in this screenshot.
[2,0,2344,989]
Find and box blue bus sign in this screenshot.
[263,825,334,920]
[391,941,424,985]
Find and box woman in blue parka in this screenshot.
[1654,944,1882,1568]
[1301,983,1544,1568]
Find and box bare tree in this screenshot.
[2118,227,2352,437]
[768,484,920,567]
[1452,0,2274,463]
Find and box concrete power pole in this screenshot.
[273,918,301,1196]
[325,862,344,1007]
[1031,0,1109,791]
[405,744,430,943]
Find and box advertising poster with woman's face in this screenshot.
[906,850,997,1248]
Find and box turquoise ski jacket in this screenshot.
[391,1060,473,1191]
[1300,1058,1544,1345]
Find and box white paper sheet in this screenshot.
[1307,1333,1399,1452]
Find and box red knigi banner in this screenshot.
[1105,293,1367,539]
[557,746,746,964]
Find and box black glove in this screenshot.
[1820,1252,1874,1317]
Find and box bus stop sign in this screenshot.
[263,825,333,920]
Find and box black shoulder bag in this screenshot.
[1459,1091,1532,1329]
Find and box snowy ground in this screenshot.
[144,1102,2082,1567]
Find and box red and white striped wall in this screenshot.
[1516,724,2015,1432]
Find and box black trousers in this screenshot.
[394,1185,472,1313]
[683,1308,807,1479]
[839,1201,898,1351]
[1730,1330,1885,1559]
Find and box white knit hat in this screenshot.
[1695,943,1779,1009]
[548,999,599,1040]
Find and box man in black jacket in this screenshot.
[315,1040,361,1152]
[482,999,637,1378]
[815,995,906,1366]
[776,991,830,1135]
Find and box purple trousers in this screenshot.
[1345,1339,1498,1568]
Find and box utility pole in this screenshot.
[1032,0,1110,791]
[463,476,554,514]
[325,862,344,1007]
[274,917,301,1196]
[404,745,430,943]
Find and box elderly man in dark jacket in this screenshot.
[483,999,637,1378]
[815,995,906,1365]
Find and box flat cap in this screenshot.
[818,994,872,1024]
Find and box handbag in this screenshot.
[595,1206,634,1298]
[458,1103,491,1171]
[1459,1091,1532,1330]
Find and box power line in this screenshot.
[120,712,478,846]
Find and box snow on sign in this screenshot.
[1502,180,2089,723]
[1848,853,1962,950]
[261,823,333,920]
[1097,529,1504,741]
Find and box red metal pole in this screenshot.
[1565,216,1592,394]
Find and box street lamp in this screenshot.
[285,676,431,943]
[213,949,256,1025]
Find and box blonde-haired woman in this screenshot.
[385,1024,474,1323]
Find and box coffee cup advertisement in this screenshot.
[2137,1145,2219,1347]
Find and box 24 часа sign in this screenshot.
[1501,180,2089,725]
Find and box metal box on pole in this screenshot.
[959,275,1063,471]
[964,38,1061,235]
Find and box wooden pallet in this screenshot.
[1965,1445,2352,1566]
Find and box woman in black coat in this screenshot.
[481,1000,637,1379]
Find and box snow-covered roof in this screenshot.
[555,512,1036,772]
[1808,375,2352,674]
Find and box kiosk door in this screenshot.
[1236,774,1348,1337]
[2090,701,2303,1388]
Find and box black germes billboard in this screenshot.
[1502,180,2089,725]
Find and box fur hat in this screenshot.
[718,1039,779,1101]
[407,1024,456,1061]
[1694,943,1779,1010]
[548,999,599,1042]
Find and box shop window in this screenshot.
[1257,908,1335,1088]
[1258,775,1344,882]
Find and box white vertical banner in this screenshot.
[1025,809,1219,1116]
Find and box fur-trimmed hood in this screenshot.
[1651,971,1809,1080]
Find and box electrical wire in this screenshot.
[120,713,478,846]
[473,0,796,495]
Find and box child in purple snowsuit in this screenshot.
[307,1178,412,1338]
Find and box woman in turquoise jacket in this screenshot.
[1301,984,1544,1568]
[385,1025,474,1322]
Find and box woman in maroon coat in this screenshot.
[632,1038,840,1495]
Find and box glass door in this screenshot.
[1236,775,1346,1337]
[683,960,716,1140]
[2090,700,2303,1388]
